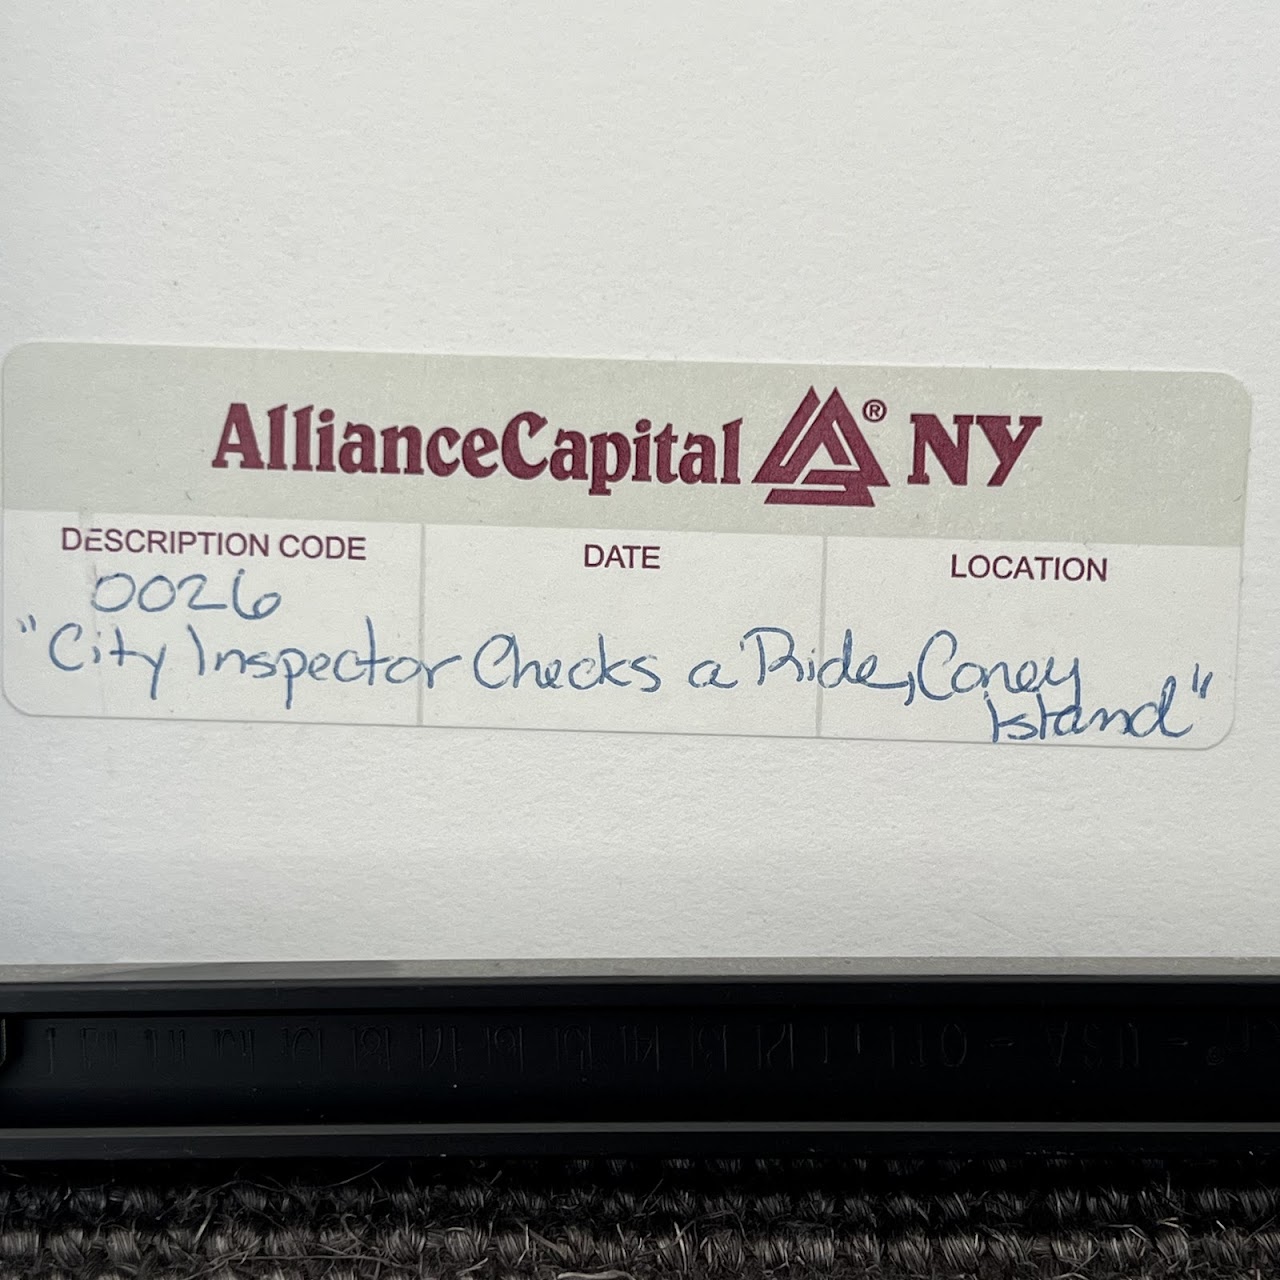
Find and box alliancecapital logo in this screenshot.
[210,386,1040,509]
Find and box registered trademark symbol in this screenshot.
[862,398,887,423]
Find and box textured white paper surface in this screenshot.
[0,0,1277,962]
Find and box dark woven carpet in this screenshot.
[2,1157,1279,1279]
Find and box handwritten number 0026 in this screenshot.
[90,570,282,622]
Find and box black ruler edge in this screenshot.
[3,970,1280,1015]
[7,1122,1280,1162]
[5,970,1280,1159]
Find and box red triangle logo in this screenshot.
[753,388,890,506]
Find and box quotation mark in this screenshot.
[16,615,36,634]
[1191,663,1214,699]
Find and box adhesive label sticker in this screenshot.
[1,345,1250,747]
